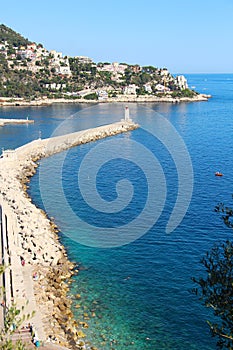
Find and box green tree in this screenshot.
[136,87,146,96]
[0,24,31,47]
[0,266,34,349]
[140,72,151,84]
[84,92,98,100]
[171,89,196,98]
[193,197,233,349]
[124,68,132,84]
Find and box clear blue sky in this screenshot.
[1,0,233,73]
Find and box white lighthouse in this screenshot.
[124,106,130,121]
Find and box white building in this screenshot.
[44,83,67,90]
[27,43,37,51]
[175,75,188,90]
[57,65,71,76]
[123,84,139,95]
[18,49,36,60]
[50,83,57,90]
[75,56,93,63]
[50,54,72,76]
[144,83,152,93]
[36,47,49,58]
[155,84,170,92]
[98,90,108,101]
[98,62,127,75]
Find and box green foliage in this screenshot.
[193,242,233,349]
[84,93,98,100]
[0,302,32,349]
[7,47,16,55]
[124,68,132,84]
[171,89,196,98]
[63,94,81,100]
[0,24,31,47]
[0,265,35,349]
[98,71,112,85]
[193,197,233,349]
[215,200,233,229]
[136,87,147,96]
[123,68,155,87]
[0,338,25,350]
[0,78,44,98]
[142,66,157,73]
[108,91,117,98]
[140,72,151,84]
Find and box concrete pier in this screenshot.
[0,118,34,127]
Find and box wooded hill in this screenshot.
[0,24,31,47]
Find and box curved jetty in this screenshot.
[0,118,34,127]
[0,120,138,349]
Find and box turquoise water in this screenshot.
[1,75,233,349]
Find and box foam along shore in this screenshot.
[0,93,211,107]
[0,120,138,349]
[0,118,34,126]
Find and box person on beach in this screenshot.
[33,271,39,281]
[20,256,25,266]
[33,336,40,348]
[1,300,9,311]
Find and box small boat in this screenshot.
[215,172,223,177]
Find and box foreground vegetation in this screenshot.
[0,265,34,349]
[193,198,233,349]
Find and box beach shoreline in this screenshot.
[0,93,211,107]
[0,120,138,349]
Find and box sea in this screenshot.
[1,74,233,349]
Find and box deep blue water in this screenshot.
[1,74,233,349]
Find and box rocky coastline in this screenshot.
[0,121,138,349]
[0,93,211,107]
[0,154,79,349]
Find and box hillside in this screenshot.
[0,24,31,47]
[0,24,197,101]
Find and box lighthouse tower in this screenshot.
[124,106,130,121]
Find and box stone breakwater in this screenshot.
[0,121,138,349]
[0,118,34,126]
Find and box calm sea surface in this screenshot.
[1,74,233,349]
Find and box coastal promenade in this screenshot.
[0,200,46,343]
[0,120,138,348]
